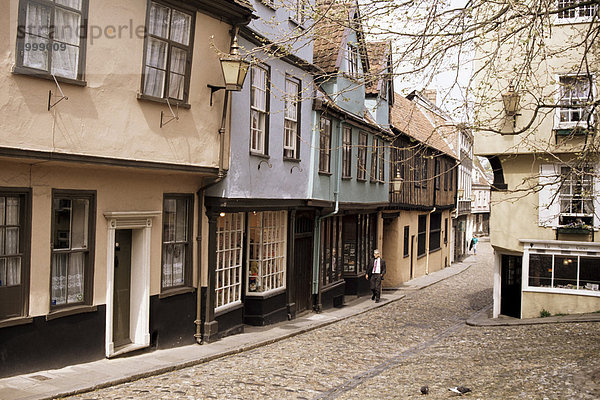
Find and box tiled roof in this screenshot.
[313,0,356,74]
[390,95,456,158]
[365,41,388,95]
[230,0,254,11]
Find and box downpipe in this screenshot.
[425,207,436,275]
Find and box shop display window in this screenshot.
[247,211,287,294]
[215,213,244,310]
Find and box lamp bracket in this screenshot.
[207,84,226,106]
[160,99,179,128]
[48,75,68,111]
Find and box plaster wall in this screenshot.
[3,0,231,167]
[247,0,314,63]
[365,97,390,127]
[522,291,600,318]
[207,38,313,199]
[0,160,203,318]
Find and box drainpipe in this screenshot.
[425,207,436,275]
[312,118,344,312]
[194,27,240,344]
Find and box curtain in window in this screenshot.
[52,253,68,305]
[67,252,84,303]
[144,3,170,97]
[51,252,84,305]
[56,0,82,10]
[23,3,50,71]
[169,48,186,100]
[52,7,81,79]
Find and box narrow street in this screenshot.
[63,242,600,400]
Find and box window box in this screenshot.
[555,127,590,136]
[557,226,592,235]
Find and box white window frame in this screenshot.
[250,64,269,155]
[215,212,244,312]
[555,0,598,24]
[246,211,287,296]
[290,0,307,25]
[522,240,600,298]
[559,165,594,222]
[284,76,300,159]
[347,43,359,78]
[554,74,596,130]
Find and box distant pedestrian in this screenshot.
[470,236,479,255]
[366,249,386,302]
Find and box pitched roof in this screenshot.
[313,0,368,75]
[390,95,456,158]
[365,41,389,95]
[229,0,254,11]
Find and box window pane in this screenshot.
[51,253,68,305]
[146,38,168,69]
[25,3,51,38]
[51,42,79,79]
[0,259,5,287]
[171,10,191,45]
[175,198,187,242]
[149,2,171,39]
[6,197,19,225]
[23,34,49,71]
[172,243,185,286]
[554,256,578,288]
[71,199,89,250]
[5,228,19,255]
[162,244,173,287]
[54,8,81,46]
[5,257,22,286]
[53,198,71,249]
[528,254,552,287]
[67,252,84,303]
[56,0,82,10]
[163,198,176,242]
[0,197,4,225]
[169,73,185,100]
[580,257,600,291]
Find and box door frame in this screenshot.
[104,211,160,358]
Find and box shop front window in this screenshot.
[247,211,287,294]
[215,212,244,310]
[321,216,342,286]
[528,252,600,292]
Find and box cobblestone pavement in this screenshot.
[62,242,600,400]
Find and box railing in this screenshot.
[457,199,471,215]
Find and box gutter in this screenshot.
[312,118,344,311]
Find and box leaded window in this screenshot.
[321,216,343,286]
[247,211,287,294]
[142,1,194,102]
[215,213,244,310]
[559,166,594,225]
[558,75,593,126]
[342,126,352,178]
[16,0,88,81]
[357,132,368,180]
[51,191,94,308]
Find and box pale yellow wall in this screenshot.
[522,291,600,318]
[3,0,231,167]
[383,209,452,288]
[0,159,203,317]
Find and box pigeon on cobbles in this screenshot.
[420,385,429,395]
[449,386,472,395]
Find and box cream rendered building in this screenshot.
[0,0,254,377]
[474,2,600,318]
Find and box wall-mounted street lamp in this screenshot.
[502,85,521,130]
[502,85,520,116]
[208,36,250,106]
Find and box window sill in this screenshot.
[554,127,591,136]
[46,305,97,321]
[159,286,195,299]
[403,254,409,259]
[250,152,270,159]
[417,253,426,260]
[283,157,301,163]
[319,171,333,176]
[0,316,34,329]
[357,178,367,182]
[215,300,243,317]
[245,287,285,299]
[136,93,191,109]
[288,18,306,29]
[429,247,441,254]
[12,65,87,87]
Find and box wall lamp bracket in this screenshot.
[207,84,226,107]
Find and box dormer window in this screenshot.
[347,43,359,78]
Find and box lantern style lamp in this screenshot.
[502,85,520,116]
[208,35,250,105]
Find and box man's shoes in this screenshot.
[375,299,380,303]
[371,294,376,300]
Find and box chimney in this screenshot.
[422,89,437,106]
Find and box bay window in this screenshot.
[142,1,194,102]
[319,117,331,173]
[16,0,88,81]
[247,211,287,294]
[51,191,95,308]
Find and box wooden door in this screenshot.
[294,214,313,314]
[113,229,132,348]
[501,255,522,318]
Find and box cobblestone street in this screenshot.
[62,242,600,400]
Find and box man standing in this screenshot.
[365,249,386,303]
